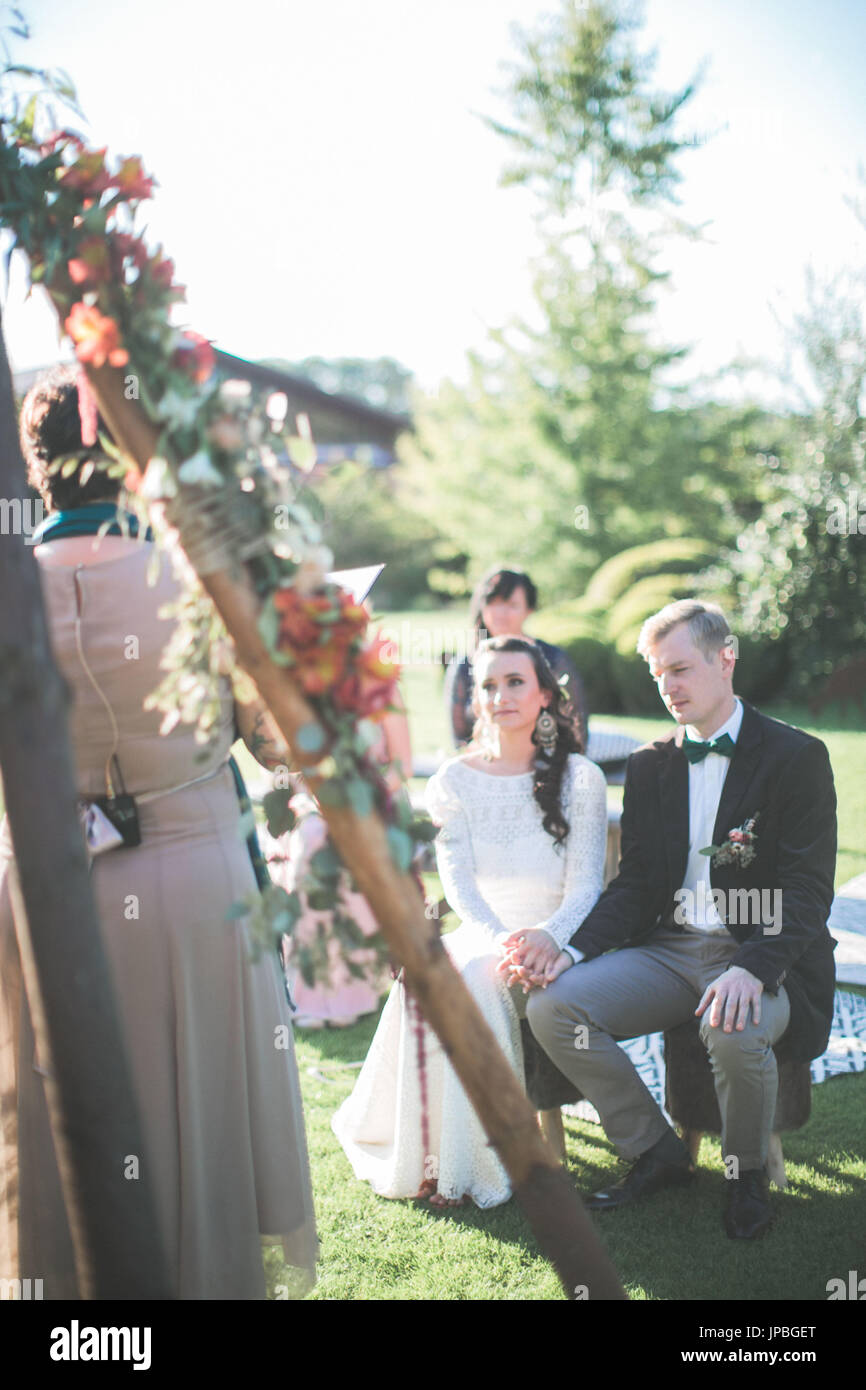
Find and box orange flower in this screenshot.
[330,590,370,647]
[296,646,350,696]
[275,588,367,651]
[274,590,335,650]
[333,633,400,720]
[68,235,112,286]
[172,331,215,384]
[58,147,112,196]
[39,129,85,157]
[112,156,155,201]
[65,303,129,369]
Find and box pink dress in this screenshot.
[263,792,388,1023]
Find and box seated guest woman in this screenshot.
[0,367,316,1299]
[265,695,412,1029]
[332,635,607,1208]
[444,566,588,748]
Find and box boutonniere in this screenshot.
[700,814,759,869]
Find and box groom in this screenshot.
[507,600,837,1238]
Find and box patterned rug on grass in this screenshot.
[563,989,866,1127]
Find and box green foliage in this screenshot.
[716,252,866,696]
[488,0,699,218]
[316,462,443,609]
[565,634,618,713]
[606,572,698,645]
[532,534,791,713]
[264,355,413,417]
[583,536,717,608]
[397,3,776,608]
[262,789,297,838]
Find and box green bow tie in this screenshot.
[682,731,736,764]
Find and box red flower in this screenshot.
[333,633,400,720]
[149,254,175,288]
[112,232,149,271]
[68,235,112,286]
[65,303,129,369]
[40,128,85,157]
[274,590,336,651]
[172,330,215,384]
[272,586,370,697]
[296,646,350,696]
[58,147,113,196]
[111,155,155,201]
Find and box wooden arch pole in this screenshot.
[84,361,627,1302]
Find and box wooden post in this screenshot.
[0,314,171,1299]
[82,362,627,1301]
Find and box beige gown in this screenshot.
[0,541,317,1299]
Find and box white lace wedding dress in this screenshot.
[331,753,608,1208]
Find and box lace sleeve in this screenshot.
[424,767,508,944]
[539,757,608,948]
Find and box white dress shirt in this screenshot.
[678,697,744,932]
[564,696,743,963]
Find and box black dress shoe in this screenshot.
[724,1168,773,1240]
[585,1130,694,1212]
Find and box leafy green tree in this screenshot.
[314,461,442,610]
[487,0,698,221]
[398,0,766,600]
[718,258,866,695]
[263,355,413,416]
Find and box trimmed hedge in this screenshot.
[531,539,790,714]
[529,608,616,714]
[605,573,700,647]
[583,537,718,610]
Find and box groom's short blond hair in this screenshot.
[637,600,733,663]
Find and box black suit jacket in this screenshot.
[570,701,837,1062]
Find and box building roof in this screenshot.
[213,351,411,449]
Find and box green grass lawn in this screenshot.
[254,605,866,1302]
[282,989,866,1302]
[4,600,864,1301]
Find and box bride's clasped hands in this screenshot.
[497,925,575,994]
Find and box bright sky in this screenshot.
[3,0,865,407]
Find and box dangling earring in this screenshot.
[535,707,557,758]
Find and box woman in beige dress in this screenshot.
[0,368,317,1299]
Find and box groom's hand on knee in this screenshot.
[696,965,764,1033]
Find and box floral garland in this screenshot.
[0,45,435,960]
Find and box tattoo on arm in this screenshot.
[242,707,289,771]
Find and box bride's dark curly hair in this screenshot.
[470,635,582,848]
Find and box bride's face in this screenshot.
[474,651,550,734]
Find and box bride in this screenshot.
[332,634,608,1208]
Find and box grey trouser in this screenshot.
[526,927,791,1171]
